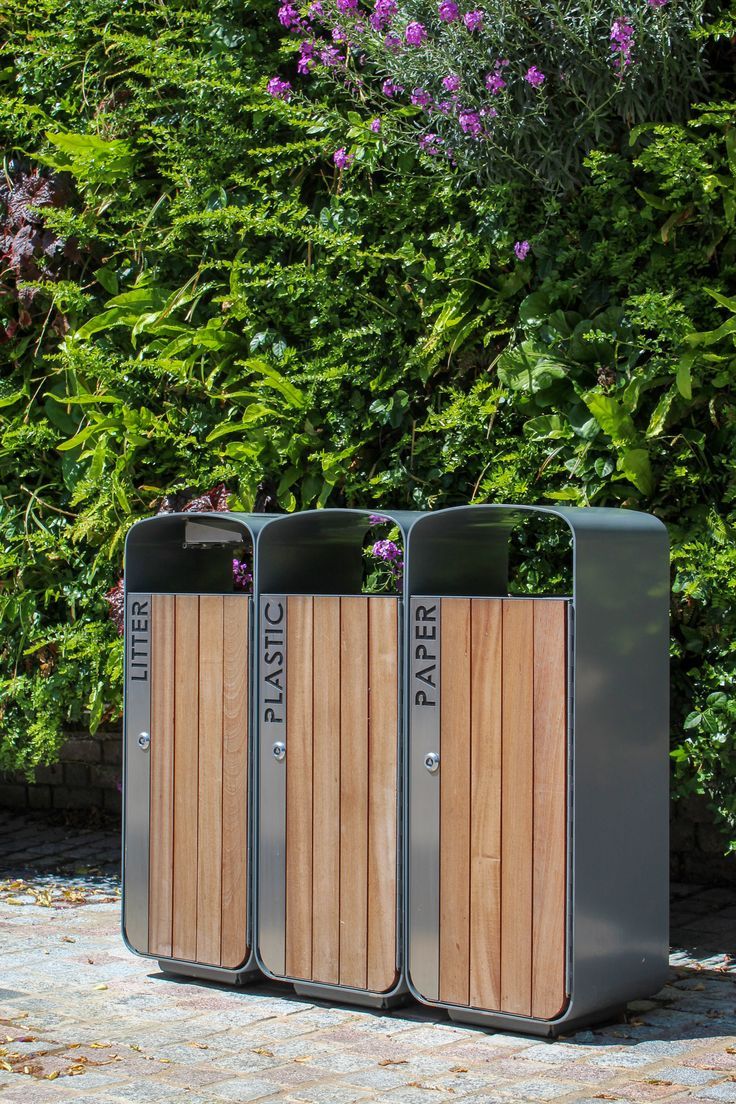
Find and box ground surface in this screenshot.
[0,809,734,1104]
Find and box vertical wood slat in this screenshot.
[532,601,567,1019]
[311,597,341,985]
[339,596,370,990]
[220,597,250,969]
[286,596,314,981]
[439,599,471,1007]
[469,599,502,1011]
[500,599,535,1017]
[367,597,399,993]
[172,596,200,962]
[149,595,175,957]
[196,596,225,966]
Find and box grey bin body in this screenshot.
[122,511,271,985]
[254,508,420,1009]
[405,505,670,1036]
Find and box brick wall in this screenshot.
[0,729,733,885]
[0,730,122,816]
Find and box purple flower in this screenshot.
[647,0,668,6]
[369,512,390,524]
[384,31,401,50]
[514,240,531,260]
[333,147,353,168]
[370,117,382,132]
[307,0,323,15]
[337,0,357,10]
[524,65,545,87]
[320,44,343,65]
[382,78,403,96]
[372,539,402,562]
[332,24,347,41]
[419,132,444,153]
[438,0,459,21]
[434,99,453,114]
[459,110,482,136]
[442,73,461,92]
[405,20,427,45]
[369,0,397,28]
[298,39,315,73]
[233,558,253,593]
[411,87,432,107]
[485,71,506,93]
[610,18,634,70]
[463,9,484,31]
[278,2,300,27]
[267,76,292,99]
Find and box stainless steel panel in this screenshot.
[123,592,152,954]
[407,596,441,1002]
[257,594,287,976]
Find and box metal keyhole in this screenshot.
[272,742,286,762]
[137,732,151,751]
[424,751,440,773]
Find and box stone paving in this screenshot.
[0,809,734,1103]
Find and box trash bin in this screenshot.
[405,505,669,1036]
[123,511,270,984]
[256,509,417,1008]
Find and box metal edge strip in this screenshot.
[407,595,441,1002]
[257,594,287,977]
[122,592,152,955]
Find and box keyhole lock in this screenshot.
[272,742,286,762]
[424,751,440,774]
[137,732,151,751]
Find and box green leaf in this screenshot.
[675,352,694,400]
[618,448,654,495]
[582,393,637,444]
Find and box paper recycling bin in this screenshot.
[256,509,417,1008]
[123,511,269,984]
[406,505,670,1036]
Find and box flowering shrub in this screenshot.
[269,0,708,189]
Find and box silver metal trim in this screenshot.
[123,593,152,955]
[407,596,441,1003]
[258,594,287,976]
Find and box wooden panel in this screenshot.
[367,598,399,993]
[439,599,471,1007]
[469,599,502,1011]
[149,595,175,957]
[172,596,199,962]
[196,596,224,966]
[500,600,534,1017]
[311,596,341,985]
[532,601,568,1019]
[339,596,369,989]
[286,596,314,981]
[220,597,249,969]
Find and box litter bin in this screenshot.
[256,509,417,1008]
[123,511,271,984]
[406,505,669,1036]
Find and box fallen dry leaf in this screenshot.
[253,1047,274,1057]
[93,984,108,991]
[450,1066,468,1073]
[378,1058,408,1066]
[646,1079,673,1086]
[46,1071,60,1080]
[293,1056,312,1064]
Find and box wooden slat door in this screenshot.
[284,595,399,993]
[147,594,250,969]
[438,597,568,1020]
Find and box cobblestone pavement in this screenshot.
[0,809,734,1104]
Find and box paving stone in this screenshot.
[692,1085,736,1102]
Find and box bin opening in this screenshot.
[506,513,572,597]
[125,513,254,595]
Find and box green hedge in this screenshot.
[1,0,735,850]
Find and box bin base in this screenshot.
[157,958,260,987]
[294,980,409,1011]
[447,1002,626,1038]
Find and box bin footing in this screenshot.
[446,1003,626,1038]
[293,981,409,1011]
[157,959,260,987]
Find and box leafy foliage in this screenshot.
[1,0,735,852]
